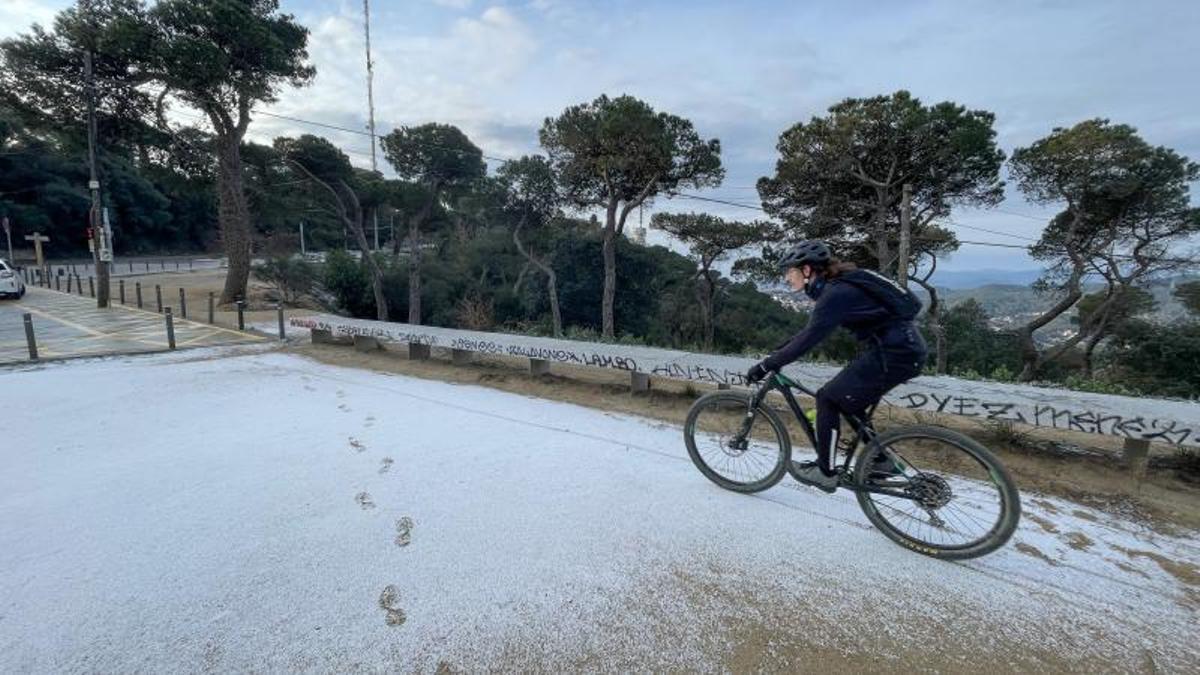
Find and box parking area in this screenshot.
[0,286,263,363]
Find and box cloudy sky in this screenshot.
[4,0,1198,270]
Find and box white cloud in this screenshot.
[0,0,67,39]
[255,4,539,165]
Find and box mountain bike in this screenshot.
[684,370,1021,560]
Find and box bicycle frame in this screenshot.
[740,370,916,500]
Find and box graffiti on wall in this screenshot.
[650,362,746,386]
[292,316,1197,446]
[897,392,1193,445]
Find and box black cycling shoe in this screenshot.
[791,461,839,494]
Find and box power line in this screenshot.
[942,219,1040,243]
[250,109,512,163]
[993,207,1051,222]
[108,104,1200,269]
[663,190,1197,264]
[666,191,763,211]
[166,108,379,159]
[663,192,1035,250]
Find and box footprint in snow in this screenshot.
[349,437,366,452]
[378,585,406,626]
[379,457,394,474]
[394,517,414,547]
[355,492,376,510]
[338,403,350,412]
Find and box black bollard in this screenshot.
[24,313,38,360]
[165,308,176,349]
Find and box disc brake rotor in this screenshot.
[721,434,750,457]
[910,473,953,510]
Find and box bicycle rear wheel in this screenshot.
[853,425,1021,560]
[684,390,790,493]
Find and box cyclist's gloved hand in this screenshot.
[745,362,769,384]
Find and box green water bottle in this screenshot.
[804,408,817,426]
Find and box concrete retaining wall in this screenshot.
[292,314,1200,447]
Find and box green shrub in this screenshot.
[322,250,374,317]
[253,256,316,305]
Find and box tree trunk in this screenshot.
[513,220,562,337]
[546,269,562,338]
[408,221,421,325]
[405,189,438,325]
[699,270,716,352]
[601,201,618,338]
[873,188,892,274]
[1016,274,1084,381]
[216,135,253,304]
[344,200,387,322]
[1082,330,1104,378]
[913,276,945,374]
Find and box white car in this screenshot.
[0,259,26,299]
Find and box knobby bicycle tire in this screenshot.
[853,425,1021,560]
[684,390,790,493]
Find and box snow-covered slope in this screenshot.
[2,351,1196,671]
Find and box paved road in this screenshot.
[0,286,262,363]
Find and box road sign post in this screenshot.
[23,231,49,267]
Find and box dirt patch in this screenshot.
[1109,559,1151,579]
[1063,531,1094,551]
[1015,542,1059,566]
[1072,509,1098,522]
[1025,513,1060,534]
[588,563,1144,673]
[287,341,1200,535]
[1031,498,1060,514]
[1115,546,1200,587]
[105,267,322,335]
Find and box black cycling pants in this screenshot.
[813,348,925,475]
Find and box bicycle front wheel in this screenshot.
[853,425,1021,560]
[684,390,790,493]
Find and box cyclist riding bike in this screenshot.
[745,240,928,493]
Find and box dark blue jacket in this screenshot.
[763,280,927,372]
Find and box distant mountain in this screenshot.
[928,268,1045,289]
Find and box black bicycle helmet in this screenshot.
[777,240,832,270]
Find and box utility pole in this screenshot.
[84,49,111,307]
[897,182,912,289]
[363,0,380,251]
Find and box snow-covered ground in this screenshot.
[2,350,1197,672]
